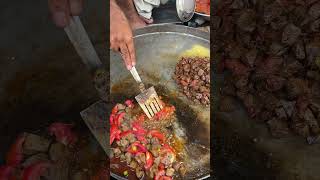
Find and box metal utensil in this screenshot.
[64,16,110,155]
[64,16,102,72]
[194,12,210,21]
[176,0,195,22]
[129,66,163,119]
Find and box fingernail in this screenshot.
[127,65,131,70]
[53,12,68,27]
[132,62,136,66]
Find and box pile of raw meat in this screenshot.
[214,0,320,143]
[174,57,210,106]
[110,99,186,180]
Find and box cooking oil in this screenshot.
[179,45,210,58]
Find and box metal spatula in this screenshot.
[129,66,163,119]
[64,16,109,154]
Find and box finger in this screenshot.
[48,0,70,27]
[70,0,83,15]
[119,43,132,70]
[110,36,120,51]
[110,41,120,52]
[126,37,136,67]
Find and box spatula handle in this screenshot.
[64,16,102,72]
[129,66,142,82]
[129,66,146,92]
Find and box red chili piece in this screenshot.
[119,130,133,138]
[48,122,77,146]
[6,134,26,167]
[136,135,148,144]
[110,124,121,145]
[0,165,15,180]
[109,114,115,125]
[148,130,166,143]
[111,105,118,114]
[132,122,146,136]
[159,176,172,180]
[114,112,125,127]
[144,151,153,170]
[125,100,134,108]
[126,142,147,154]
[135,114,146,124]
[154,106,175,120]
[158,163,165,171]
[21,161,51,180]
[154,170,165,180]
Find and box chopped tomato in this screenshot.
[126,142,147,154]
[6,134,26,167]
[119,130,133,138]
[21,161,51,180]
[144,151,153,170]
[159,145,176,165]
[0,165,16,180]
[154,106,175,120]
[148,130,166,143]
[109,114,115,125]
[114,112,125,127]
[158,163,165,171]
[48,122,78,146]
[135,114,146,124]
[111,105,118,114]
[136,135,148,144]
[159,176,172,180]
[162,144,175,153]
[125,100,134,108]
[132,122,146,136]
[110,124,121,145]
[154,170,165,180]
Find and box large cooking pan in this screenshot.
[110,24,210,179]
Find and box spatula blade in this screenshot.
[135,86,163,119]
[80,100,110,156]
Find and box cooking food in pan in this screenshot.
[110,99,187,180]
[0,123,109,180]
[195,0,210,15]
[174,56,210,106]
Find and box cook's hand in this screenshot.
[110,0,136,70]
[48,0,83,28]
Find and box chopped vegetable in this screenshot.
[148,130,166,144]
[6,134,26,167]
[48,122,78,146]
[125,100,134,108]
[154,169,165,180]
[21,161,51,180]
[114,112,125,127]
[159,176,173,180]
[144,151,154,170]
[110,124,121,145]
[0,165,15,180]
[123,170,129,177]
[126,142,147,154]
[110,100,183,179]
[112,105,118,114]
